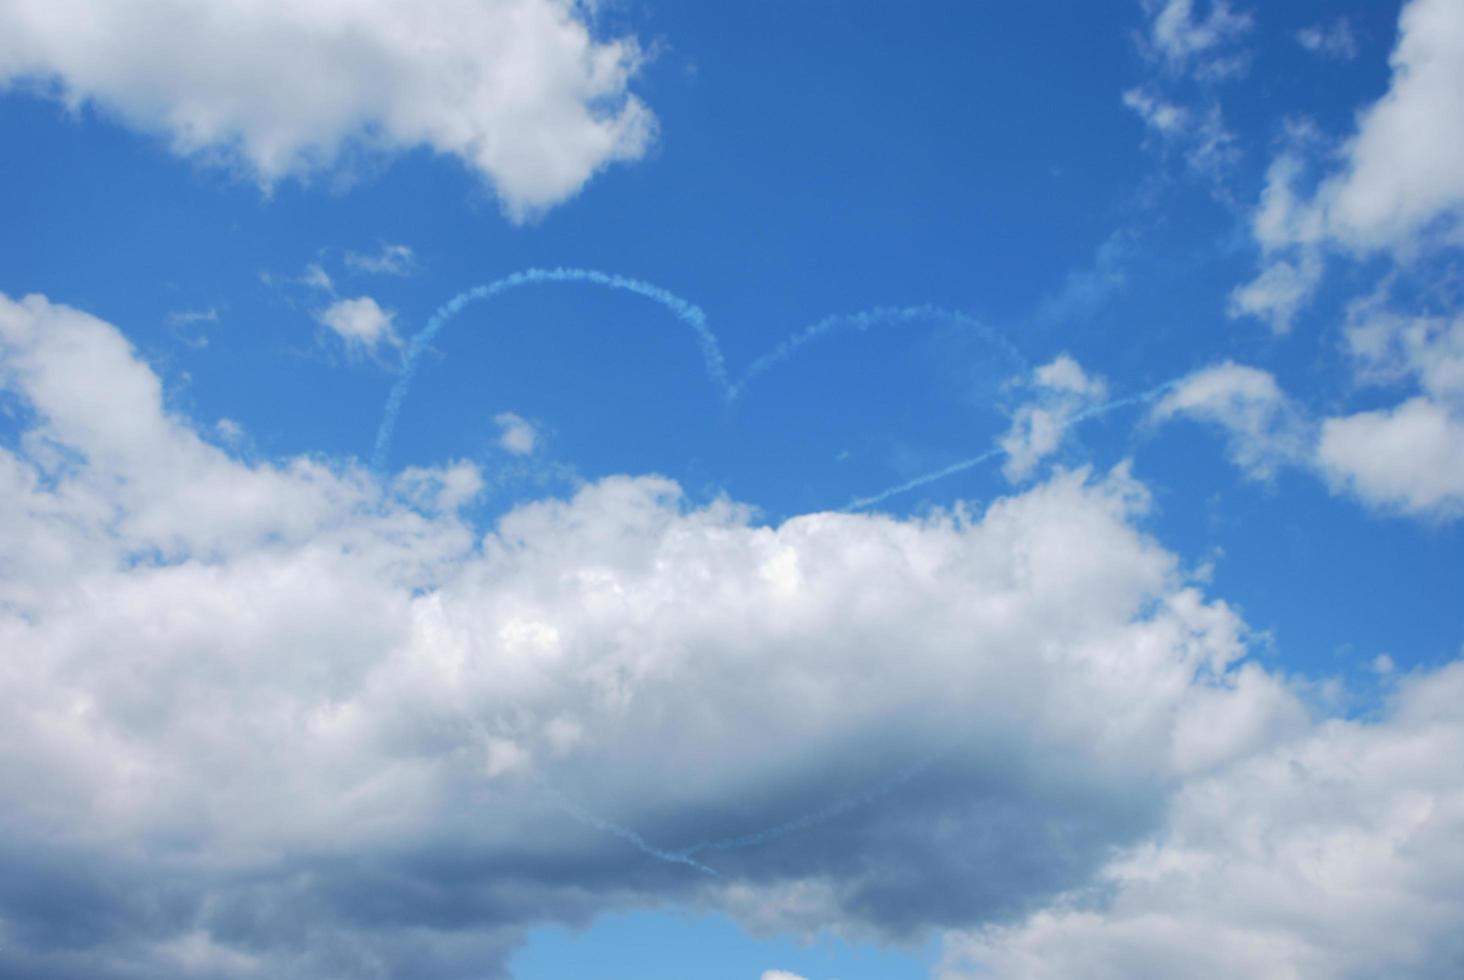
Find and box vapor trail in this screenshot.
[843,378,1182,511]
[843,450,1004,512]
[674,753,942,858]
[372,268,731,470]
[541,783,721,877]
[733,305,1024,401]
[372,270,1015,470]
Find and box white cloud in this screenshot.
[1000,355,1109,482]
[1154,332,1464,520]
[0,0,656,220]
[1227,253,1322,334]
[1297,18,1359,61]
[1318,398,1464,519]
[165,307,219,327]
[940,661,1464,980]
[1126,1,1247,187]
[1318,0,1464,251]
[1151,363,1309,479]
[301,261,334,292]
[495,411,539,456]
[762,972,810,980]
[0,292,1329,977]
[317,295,398,352]
[1144,0,1252,78]
[344,243,417,277]
[1231,0,1464,332]
[1316,299,1464,518]
[1123,87,1188,135]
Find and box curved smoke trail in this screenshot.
[732,304,1025,400]
[373,268,732,471]
[545,752,941,876]
[843,378,1182,511]
[540,781,721,877]
[673,752,942,859]
[373,270,1016,470]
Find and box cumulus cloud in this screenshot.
[317,295,399,353]
[762,972,810,980]
[1227,253,1323,334]
[0,291,1333,977]
[494,412,539,456]
[1235,0,1464,328]
[1315,298,1464,518]
[939,661,1464,980]
[0,0,656,220]
[1000,355,1109,482]
[1151,362,1310,479]
[1154,315,1464,520]
[1318,399,1464,520]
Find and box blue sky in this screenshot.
[1,1,1463,978]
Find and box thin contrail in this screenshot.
[732,304,1024,401]
[674,752,942,858]
[843,378,1182,511]
[373,268,732,471]
[542,750,941,876]
[540,782,721,877]
[372,270,1013,470]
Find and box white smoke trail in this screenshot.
[540,782,721,877]
[843,378,1182,511]
[373,268,732,471]
[372,270,1016,470]
[732,305,1024,401]
[673,753,942,858]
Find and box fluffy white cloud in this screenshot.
[762,972,810,980]
[1316,0,1464,251]
[1318,399,1464,520]
[1317,301,1464,518]
[318,295,398,353]
[1227,253,1322,334]
[0,0,655,220]
[495,411,539,456]
[1000,355,1108,482]
[1235,0,1464,329]
[939,661,1464,980]
[0,292,1327,977]
[1154,318,1464,520]
[1151,362,1310,479]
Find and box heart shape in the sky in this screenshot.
[371,267,1029,505]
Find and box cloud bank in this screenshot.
[0,0,656,219]
[0,291,1342,977]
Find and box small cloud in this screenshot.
[166,308,220,327]
[302,263,334,292]
[1372,653,1396,675]
[762,972,810,980]
[215,418,245,445]
[345,243,418,277]
[317,296,399,353]
[1000,355,1109,482]
[1228,253,1324,334]
[494,412,538,456]
[1144,0,1253,80]
[1297,18,1359,61]
[1124,87,1188,135]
